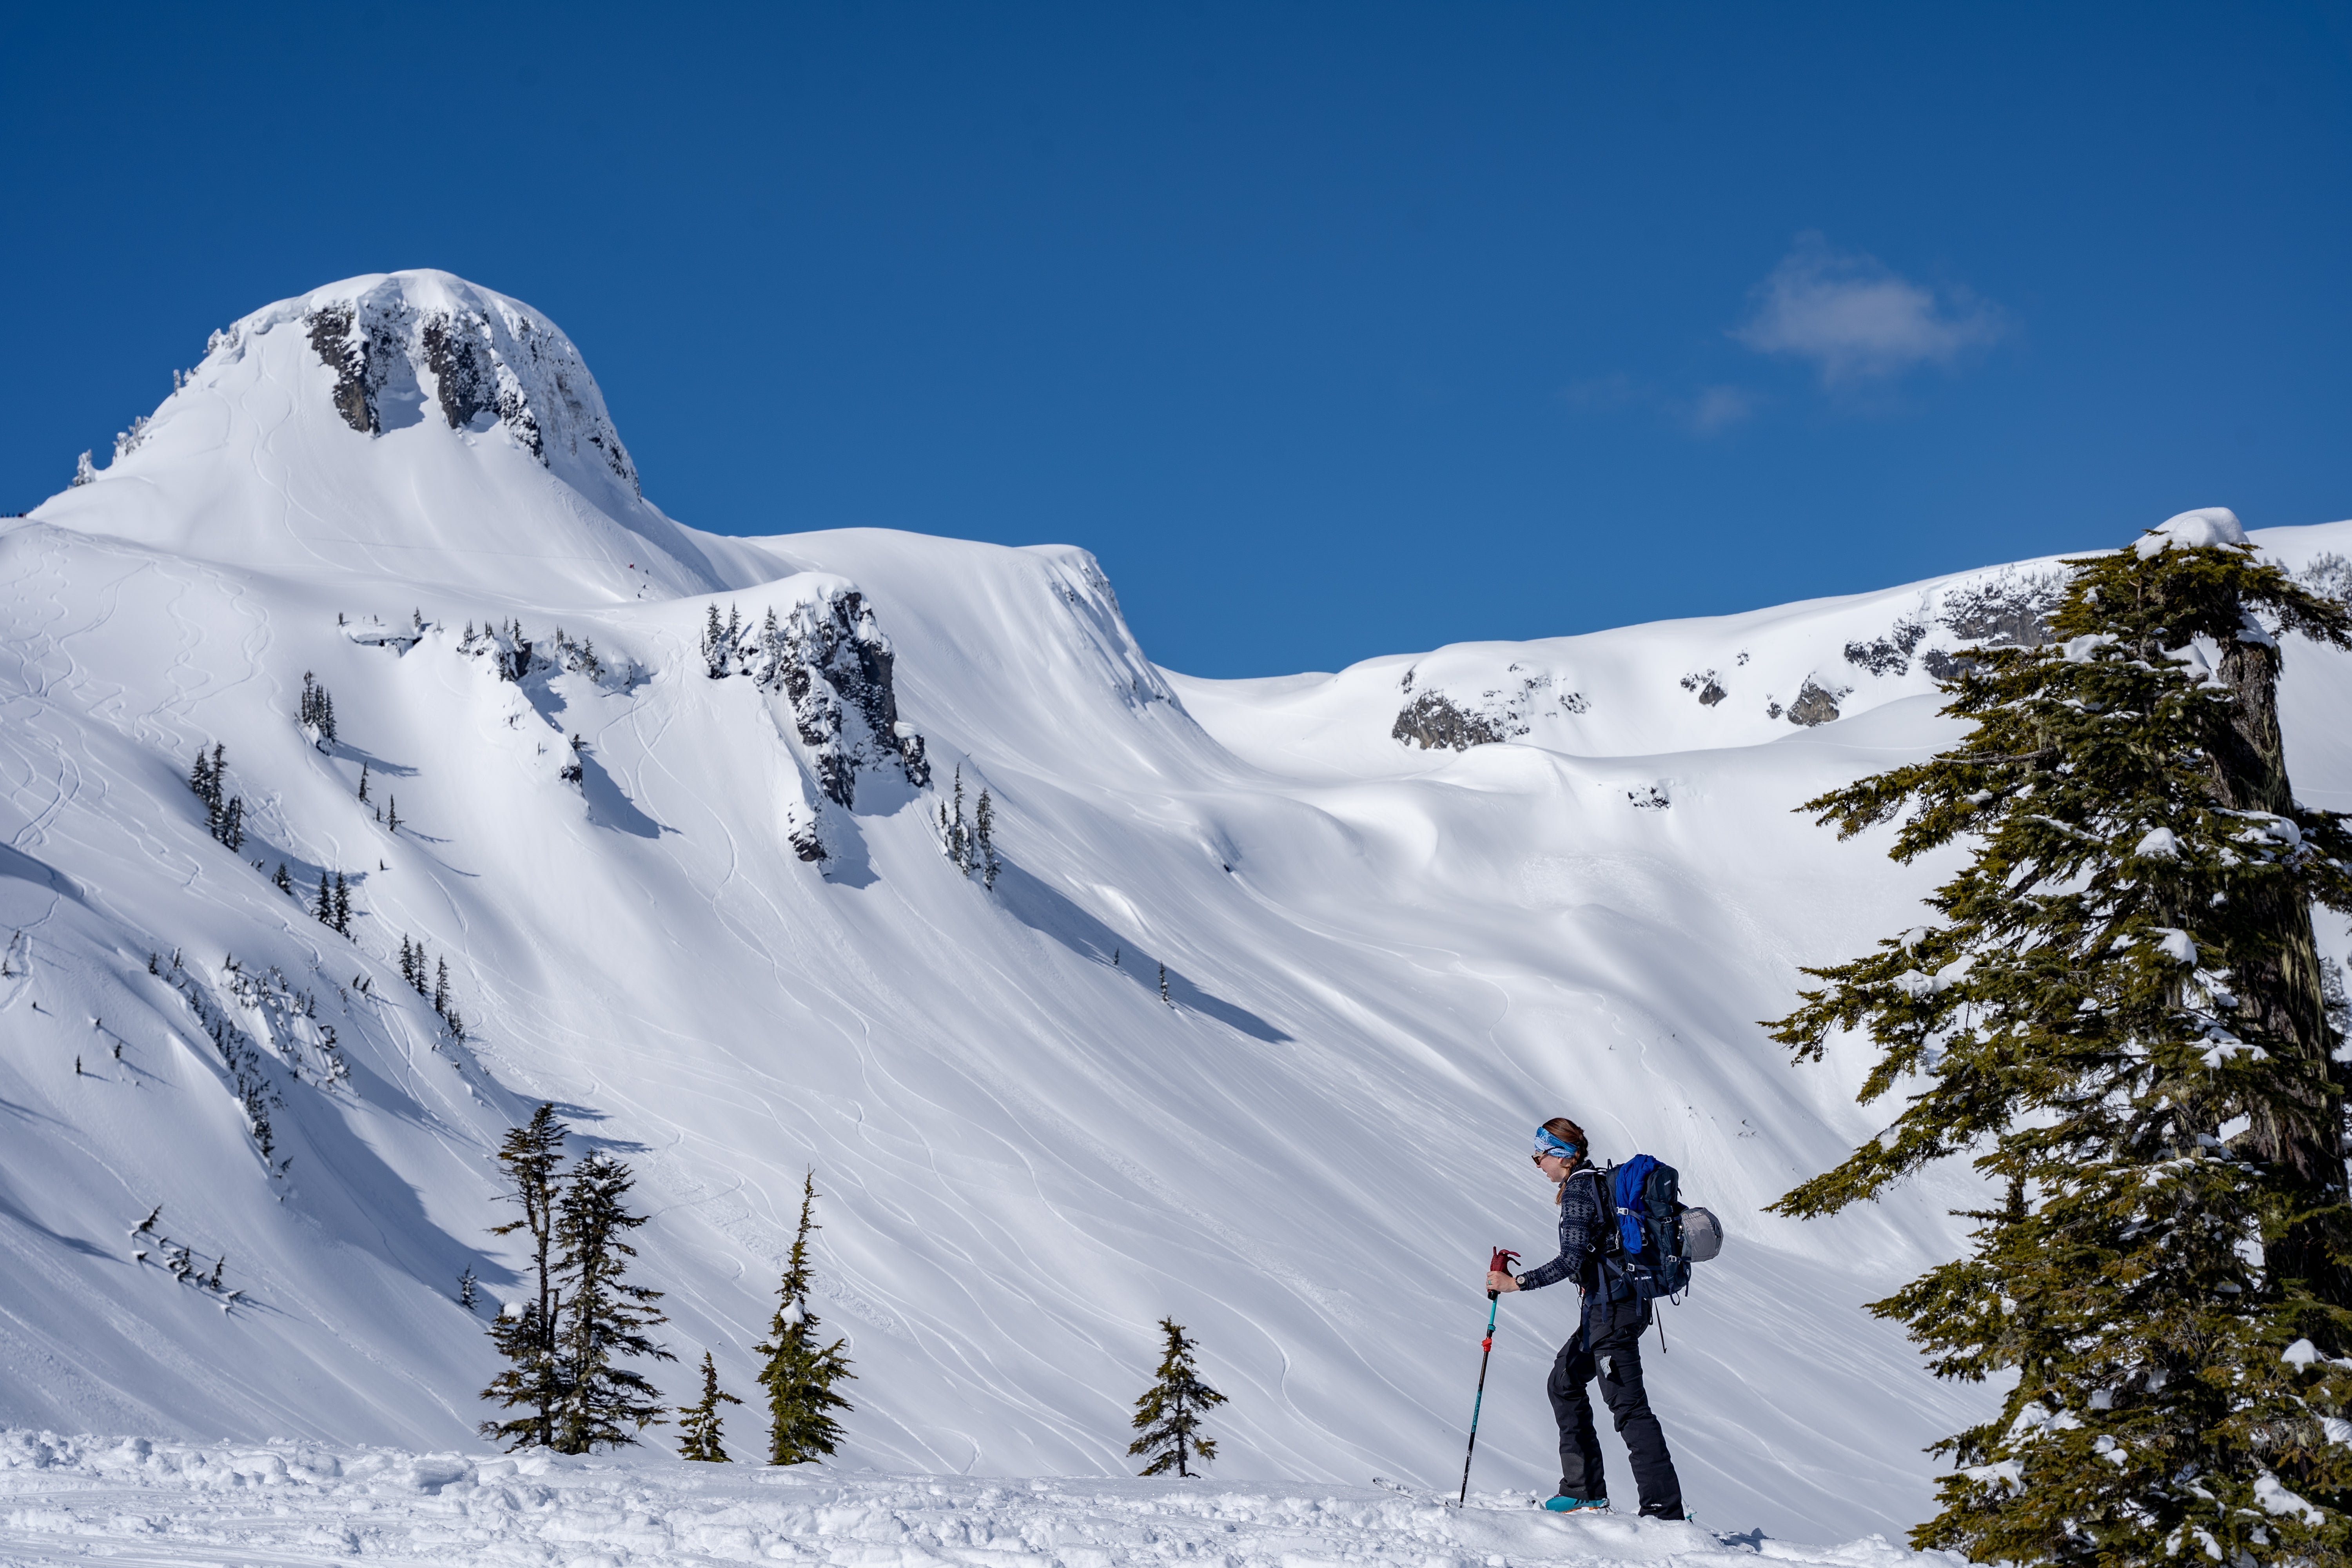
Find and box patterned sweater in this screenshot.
[1514,1167,1603,1293]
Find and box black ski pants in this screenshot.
[1548,1311,1682,1517]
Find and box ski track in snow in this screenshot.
[0,1432,1948,1568]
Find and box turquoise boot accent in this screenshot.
[1544,1497,1608,1513]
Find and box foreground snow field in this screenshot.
[0,1431,1943,1568]
[6,269,2352,1546]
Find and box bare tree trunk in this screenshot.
[2212,635,2352,1313]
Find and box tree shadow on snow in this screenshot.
[575,754,666,839]
[323,740,418,778]
[0,1180,111,1259]
[989,863,1292,1043]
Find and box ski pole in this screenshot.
[1457,1247,1518,1506]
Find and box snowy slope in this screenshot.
[0,1429,1935,1568]
[6,270,2350,1546]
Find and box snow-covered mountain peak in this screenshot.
[31,270,727,604]
[238,270,639,505]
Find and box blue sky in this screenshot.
[5,4,2347,677]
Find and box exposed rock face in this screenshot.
[1390,664,1584,750]
[1918,570,2065,681]
[727,589,932,809]
[1786,679,1844,727]
[307,303,383,435]
[296,275,639,499]
[1843,616,1928,677]
[1391,691,1505,751]
[1681,670,1727,706]
[1942,571,2062,648]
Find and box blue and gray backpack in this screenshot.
[1585,1154,1722,1305]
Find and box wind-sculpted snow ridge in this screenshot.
[0,1430,1945,1568]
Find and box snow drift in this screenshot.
[7,270,2351,1546]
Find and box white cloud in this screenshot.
[1687,384,1759,434]
[1559,374,1761,436]
[1732,232,2005,385]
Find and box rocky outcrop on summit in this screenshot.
[711,588,931,810]
[285,273,642,501]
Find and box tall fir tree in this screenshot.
[550,1150,674,1452]
[479,1104,570,1449]
[756,1171,856,1464]
[677,1350,742,1462]
[1768,523,2352,1564]
[1126,1318,1225,1477]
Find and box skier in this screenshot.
[1485,1117,1684,1519]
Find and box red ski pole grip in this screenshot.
[1488,1247,1519,1277]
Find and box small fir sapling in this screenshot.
[481,1104,569,1450]
[550,1150,673,1452]
[314,872,334,927]
[757,1172,856,1464]
[386,795,399,833]
[975,789,1000,889]
[1159,965,1170,1006]
[458,1266,478,1311]
[332,872,350,934]
[272,863,293,894]
[433,958,451,1017]
[702,604,729,678]
[677,1350,742,1462]
[358,764,370,804]
[938,768,976,873]
[1127,1318,1226,1478]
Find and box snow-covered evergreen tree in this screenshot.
[976,789,1000,889]
[756,1172,856,1464]
[1126,1318,1225,1478]
[1769,522,2352,1564]
[479,1104,570,1450]
[702,603,731,678]
[677,1350,741,1462]
[938,767,975,873]
[298,671,336,746]
[550,1150,673,1452]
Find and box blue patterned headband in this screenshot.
[1531,1127,1581,1161]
